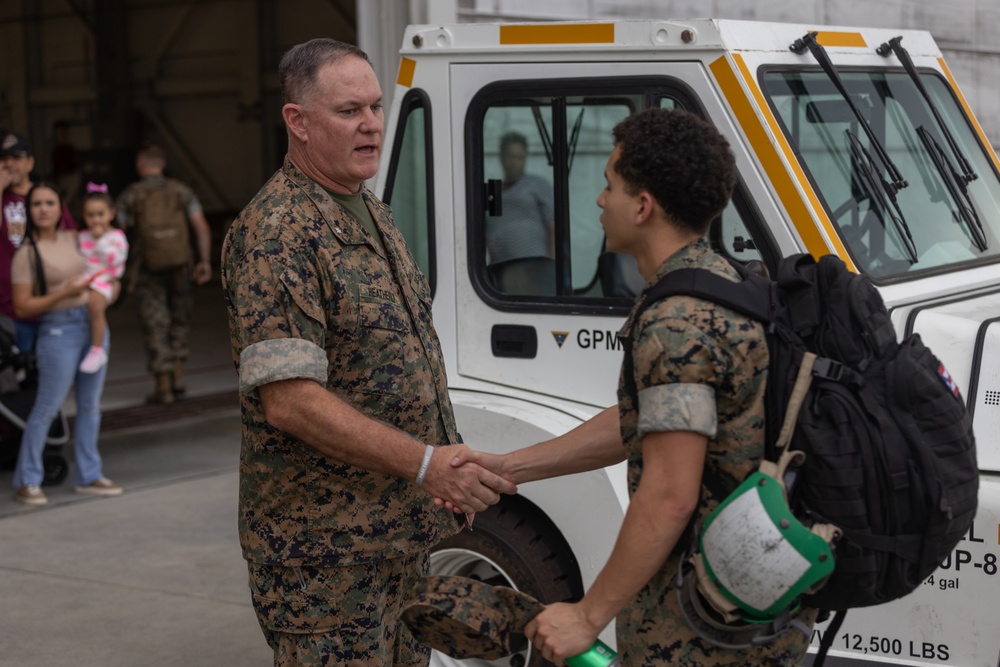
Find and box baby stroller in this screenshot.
[0,315,70,486]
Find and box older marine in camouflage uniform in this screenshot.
[222,158,466,665]
[226,38,513,666]
[614,237,817,666]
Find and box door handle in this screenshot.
[491,324,537,358]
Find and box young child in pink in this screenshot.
[78,183,129,373]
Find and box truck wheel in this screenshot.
[41,452,69,486]
[428,495,584,667]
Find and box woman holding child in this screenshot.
[10,181,125,506]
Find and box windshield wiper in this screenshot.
[848,129,918,263]
[531,104,555,166]
[917,126,989,251]
[791,31,909,194]
[877,36,977,186]
[568,108,585,173]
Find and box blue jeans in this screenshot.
[13,305,109,488]
[14,319,39,353]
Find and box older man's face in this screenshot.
[294,55,384,194]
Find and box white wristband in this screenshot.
[415,444,434,486]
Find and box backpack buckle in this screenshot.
[812,357,844,381]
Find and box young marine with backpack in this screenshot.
[116,143,213,404]
[640,252,978,666]
[450,107,979,666]
[447,108,819,666]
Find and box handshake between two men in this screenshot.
[422,444,516,515]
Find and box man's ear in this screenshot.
[635,190,657,225]
[282,104,308,142]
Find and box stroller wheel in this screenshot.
[42,454,69,487]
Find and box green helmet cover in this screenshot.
[697,471,835,621]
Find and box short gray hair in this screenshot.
[279,38,373,105]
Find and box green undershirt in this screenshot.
[326,189,386,255]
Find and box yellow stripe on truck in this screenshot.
[814,31,867,48]
[711,54,855,268]
[939,57,1000,175]
[500,23,615,45]
[397,57,416,88]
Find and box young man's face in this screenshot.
[597,145,641,255]
[295,55,384,194]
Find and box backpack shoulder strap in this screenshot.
[622,263,774,432]
[636,264,774,326]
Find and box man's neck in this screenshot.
[287,147,362,194]
[9,179,31,196]
[636,232,701,281]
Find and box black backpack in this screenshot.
[625,253,978,663]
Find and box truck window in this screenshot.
[470,80,765,310]
[763,69,1000,280]
[382,89,435,290]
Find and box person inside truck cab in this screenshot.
[448,108,817,666]
[485,131,556,295]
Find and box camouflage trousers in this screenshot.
[133,263,193,374]
[248,551,431,667]
[614,552,818,666]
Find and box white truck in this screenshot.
[372,18,1000,667]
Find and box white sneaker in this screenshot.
[79,346,107,374]
[15,484,48,506]
[74,477,123,497]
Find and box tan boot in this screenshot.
[171,360,186,396]
[146,373,175,405]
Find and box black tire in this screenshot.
[41,453,69,487]
[429,495,584,667]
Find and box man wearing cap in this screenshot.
[449,108,816,666]
[1,132,78,351]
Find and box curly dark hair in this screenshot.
[611,108,736,236]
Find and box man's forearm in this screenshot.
[577,483,692,631]
[257,378,516,512]
[258,378,426,480]
[506,406,625,484]
[190,211,212,263]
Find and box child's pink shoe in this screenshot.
[80,346,107,373]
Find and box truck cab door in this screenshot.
[447,62,767,406]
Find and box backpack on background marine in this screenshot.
[624,253,978,666]
[129,179,192,271]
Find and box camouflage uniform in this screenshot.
[614,238,816,667]
[221,158,462,666]
[400,575,544,660]
[117,175,199,374]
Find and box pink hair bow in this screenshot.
[86,182,109,194]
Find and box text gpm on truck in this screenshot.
[371,18,1000,667]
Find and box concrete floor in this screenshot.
[0,281,272,666]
